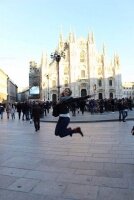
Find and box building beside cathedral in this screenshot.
[29,61,40,100]
[0,68,18,104]
[31,31,123,101]
[122,82,134,99]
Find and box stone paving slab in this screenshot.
[0,116,134,199]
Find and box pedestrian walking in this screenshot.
[6,103,11,119]
[71,102,76,116]
[31,102,41,132]
[16,101,22,120]
[0,103,4,119]
[29,101,33,123]
[11,104,16,119]
[118,99,126,122]
[21,102,27,121]
[131,126,134,135]
[79,100,86,115]
[123,99,128,121]
[54,88,95,138]
[44,102,48,116]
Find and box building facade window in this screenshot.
[99,93,103,99]
[52,80,56,87]
[109,79,112,86]
[81,89,87,97]
[64,80,68,87]
[98,79,102,87]
[81,70,85,78]
[64,67,69,75]
[80,51,85,62]
[110,92,113,98]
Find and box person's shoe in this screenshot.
[74,127,84,137]
[77,127,84,137]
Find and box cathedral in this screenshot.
[30,31,123,101]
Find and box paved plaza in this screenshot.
[0,112,134,200]
[41,110,134,123]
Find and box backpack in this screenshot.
[52,104,60,117]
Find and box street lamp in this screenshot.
[50,43,69,100]
[93,84,96,99]
[50,51,65,100]
[46,74,49,101]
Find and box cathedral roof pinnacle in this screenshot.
[87,32,94,44]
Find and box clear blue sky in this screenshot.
[0,0,134,89]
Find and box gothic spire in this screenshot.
[87,31,94,44]
[91,32,94,43]
[40,51,47,68]
[59,31,63,43]
[114,53,120,66]
[102,43,106,56]
[68,26,75,43]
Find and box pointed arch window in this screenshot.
[64,67,69,75]
[64,80,68,87]
[80,51,85,62]
[52,80,56,87]
[81,70,85,78]
[110,92,113,98]
[109,78,113,86]
[98,79,102,87]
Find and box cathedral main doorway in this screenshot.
[52,94,57,102]
[99,93,103,99]
[110,93,113,98]
[81,89,87,97]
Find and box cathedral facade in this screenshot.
[40,32,123,101]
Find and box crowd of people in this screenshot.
[0,92,133,134]
[0,101,46,132]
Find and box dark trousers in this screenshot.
[123,110,128,118]
[119,110,125,121]
[22,112,26,120]
[44,109,47,116]
[55,117,73,137]
[33,117,40,130]
[18,111,21,120]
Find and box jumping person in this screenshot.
[55,88,95,138]
[0,103,4,119]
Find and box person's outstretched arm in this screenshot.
[65,94,96,104]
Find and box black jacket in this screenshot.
[32,104,41,119]
[59,95,90,114]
